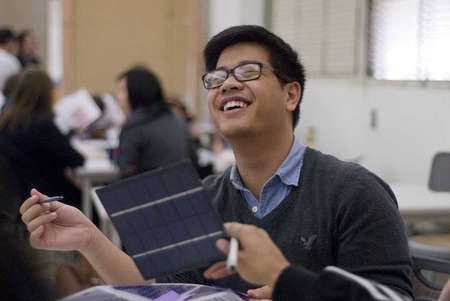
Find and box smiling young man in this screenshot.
[20,25,412,299]
[204,43,301,203]
[160,25,413,298]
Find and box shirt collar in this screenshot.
[230,137,305,189]
[275,138,304,186]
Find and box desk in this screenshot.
[390,183,450,223]
[75,159,118,220]
[72,139,119,244]
[72,139,119,220]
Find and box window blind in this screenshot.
[271,0,358,76]
[368,0,450,81]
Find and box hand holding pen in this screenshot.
[20,188,96,251]
[207,222,290,290]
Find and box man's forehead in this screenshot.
[215,43,270,68]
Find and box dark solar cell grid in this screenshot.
[95,160,226,279]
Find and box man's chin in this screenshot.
[220,126,253,141]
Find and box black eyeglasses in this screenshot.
[202,61,285,89]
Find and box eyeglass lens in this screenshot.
[203,63,262,89]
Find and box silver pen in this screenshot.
[38,196,64,204]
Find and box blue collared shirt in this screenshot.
[230,138,306,218]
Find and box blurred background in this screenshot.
[2,0,449,185]
[1,1,450,299]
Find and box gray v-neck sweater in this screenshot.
[157,147,413,298]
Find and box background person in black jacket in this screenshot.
[0,69,84,209]
[116,66,197,178]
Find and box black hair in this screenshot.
[118,66,168,112]
[203,25,306,129]
[0,28,14,45]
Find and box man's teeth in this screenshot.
[223,101,248,111]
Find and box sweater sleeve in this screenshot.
[332,167,413,298]
[272,265,318,301]
[273,265,412,301]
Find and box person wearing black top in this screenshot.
[0,69,84,208]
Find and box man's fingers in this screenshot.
[205,266,234,279]
[19,195,39,215]
[216,238,230,254]
[20,189,49,215]
[21,202,47,224]
[26,212,57,233]
[247,285,273,299]
[203,261,235,279]
[31,188,48,199]
[47,201,65,212]
[204,261,226,275]
[29,225,45,246]
[223,222,244,239]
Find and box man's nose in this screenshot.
[221,73,243,93]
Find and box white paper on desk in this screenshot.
[54,88,102,134]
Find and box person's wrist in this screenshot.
[79,224,102,254]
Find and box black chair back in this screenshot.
[411,255,450,300]
[429,152,450,192]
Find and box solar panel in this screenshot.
[94,160,227,279]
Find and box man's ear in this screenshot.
[284,82,301,112]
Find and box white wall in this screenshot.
[208,0,265,37]
[295,79,450,185]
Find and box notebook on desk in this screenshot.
[93,160,226,279]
